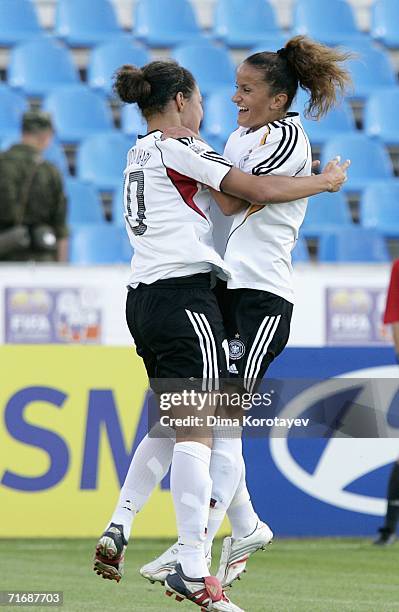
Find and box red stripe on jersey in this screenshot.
[166,167,207,221]
[384,259,399,324]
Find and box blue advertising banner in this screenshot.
[243,347,399,536]
[1,345,397,537]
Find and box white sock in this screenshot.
[108,422,175,540]
[171,441,212,578]
[227,457,259,539]
[205,428,243,554]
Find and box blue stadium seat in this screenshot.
[365,88,399,148]
[172,43,235,96]
[134,0,203,47]
[293,0,366,46]
[0,85,27,141]
[77,131,132,191]
[346,46,396,102]
[121,104,147,136]
[69,224,131,264]
[202,87,237,142]
[88,39,150,95]
[301,192,352,238]
[212,0,283,48]
[318,227,390,262]
[9,39,79,98]
[43,139,69,176]
[372,0,399,49]
[251,36,290,54]
[0,0,42,46]
[65,178,105,225]
[292,236,310,263]
[322,133,394,193]
[293,89,355,147]
[55,0,122,47]
[361,182,399,238]
[112,183,128,226]
[293,0,364,45]
[44,85,113,144]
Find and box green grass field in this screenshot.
[1,538,399,612]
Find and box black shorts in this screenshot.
[215,281,293,392]
[126,273,228,392]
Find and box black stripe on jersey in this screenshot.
[177,136,195,146]
[295,158,307,176]
[201,151,233,168]
[251,125,288,175]
[255,123,299,175]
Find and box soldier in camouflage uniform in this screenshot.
[0,111,68,262]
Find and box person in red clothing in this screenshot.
[374,259,399,546]
[384,258,399,361]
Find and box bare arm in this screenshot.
[161,127,349,210]
[220,160,349,206]
[209,161,326,216]
[209,188,248,216]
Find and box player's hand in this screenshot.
[161,127,199,140]
[322,156,351,192]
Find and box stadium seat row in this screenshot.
[2,0,399,50]
[3,35,399,101]
[293,228,390,263]
[68,223,391,265]
[65,177,399,241]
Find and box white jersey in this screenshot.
[223,112,311,303]
[123,130,233,287]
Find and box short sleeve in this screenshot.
[384,259,399,324]
[156,137,232,191]
[250,123,308,177]
[223,133,235,161]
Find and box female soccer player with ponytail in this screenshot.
[93,51,348,611]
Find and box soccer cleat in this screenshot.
[165,564,244,611]
[93,522,127,582]
[373,527,396,546]
[216,521,273,587]
[140,542,211,585]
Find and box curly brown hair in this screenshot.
[246,36,353,120]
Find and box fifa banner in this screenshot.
[1,345,398,538]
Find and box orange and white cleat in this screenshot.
[165,564,244,611]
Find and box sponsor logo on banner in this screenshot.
[270,365,399,515]
[5,288,102,344]
[326,287,390,345]
[0,346,178,538]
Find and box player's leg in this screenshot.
[374,459,399,545]
[213,288,291,585]
[94,420,175,581]
[160,282,243,610]
[217,457,273,587]
[94,290,175,581]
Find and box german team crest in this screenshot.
[229,338,245,360]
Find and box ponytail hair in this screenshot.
[114,60,196,119]
[245,36,353,119]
